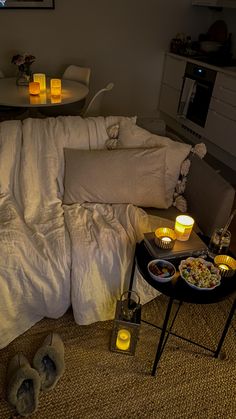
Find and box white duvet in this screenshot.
[0,116,161,349]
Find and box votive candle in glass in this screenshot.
[174,215,195,241]
[116,329,131,351]
[33,73,46,92]
[50,78,61,97]
[29,81,40,95]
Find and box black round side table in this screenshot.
[129,241,236,376]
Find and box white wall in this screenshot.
[0,0,211,115]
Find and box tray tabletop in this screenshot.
[136,240,236,305]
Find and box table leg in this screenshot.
[128,244,137,293]
[151,297,174,376]
[214,297,236,359]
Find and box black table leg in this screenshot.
[128,244,137,293]
[214,297,236,359]
[151,297,174,377]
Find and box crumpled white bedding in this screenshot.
[0,116,161,349]
[64,203,159,325]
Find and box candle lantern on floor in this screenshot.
[110,290,141,356]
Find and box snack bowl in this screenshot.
[179,257,221,291]
[147,259,176,283]
[214,255,236,278]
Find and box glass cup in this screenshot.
[208,228,231,259]
[121,290,140,321]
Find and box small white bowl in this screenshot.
[148,259,176,283]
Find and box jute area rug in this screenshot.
[0,294,235,419]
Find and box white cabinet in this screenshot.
[159,55,185,119]
[205,72,236,157]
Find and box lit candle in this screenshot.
[218,264,229,271]
[50,78,61,97]
[33,73,46,92]
[116,329,131,351]
[161,237,172,243]
[29,82,40,95]
[174,215,194,241]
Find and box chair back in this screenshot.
[0,69,4,78]
[62,65,91,87]
[83,82,114,117]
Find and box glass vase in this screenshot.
[16,70,32,86]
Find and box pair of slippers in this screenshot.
[6,332,65,417]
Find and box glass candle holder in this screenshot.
[154,227,176,249]
[29,81,40,95]
[50,78,61,97]
[33,73,46,91]
[121,290,140,322]
[174,215,194,241]
[208,228,231,259]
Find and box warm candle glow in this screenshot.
[174,215,194,241]
[33,73,46,91]
[161,237,172,243]
[218,264,229,271]
[50,78,61,97]
[29,82,40,95]
[116,329,131,351]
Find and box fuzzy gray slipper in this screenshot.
[6,353,41,417]
[33,332,65,392]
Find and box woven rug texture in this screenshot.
[0,294,235,419]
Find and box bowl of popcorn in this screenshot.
[179,257,221,290]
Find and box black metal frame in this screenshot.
[129,242,236,376]
[0,0,55,9]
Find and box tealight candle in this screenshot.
[174,215,195,241]
[29,81,40,95]
[50,78,61,97]
[161,237,172,243]
[33,73,46,92]
[218,264,229,271]
[116,329,131,351]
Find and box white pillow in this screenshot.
[117,119,191,207]
[63,147,168,208]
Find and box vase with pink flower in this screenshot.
[12,53,35,86]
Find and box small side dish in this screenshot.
[148,259,176,283]
[179,257,221,290]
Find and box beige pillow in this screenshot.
[117,120,191,207]
[63,147,168,208]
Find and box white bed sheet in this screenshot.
[0,116,163,349]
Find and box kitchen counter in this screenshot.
[167,52,236,77]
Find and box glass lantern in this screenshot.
[110,291,141,356]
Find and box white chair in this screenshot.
[42,65,91,117]
[62,65,91,87]
[82,82,114,117]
